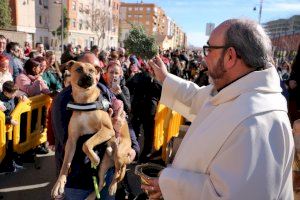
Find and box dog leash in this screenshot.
[91,163,101,199]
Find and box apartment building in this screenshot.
[111,0,120,48]
[264,15,300,52]
[0,0,36,47]
[119,2,186,50]
[35,0,50,48]
[1,0,116,51]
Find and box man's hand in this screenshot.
[11,119,18,126]
[127,148,136,163]
[141,177,163,200]
[148,56,169,83]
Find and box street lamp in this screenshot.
[54,0,64,53]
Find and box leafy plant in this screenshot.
[0,0,12,28]
[124,25,158,60]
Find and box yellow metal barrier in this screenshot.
[0,111,6,163]
[162,110,184,161]
[153,104,171,151]
[9,94,51,154]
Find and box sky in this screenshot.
[123,0,300,47]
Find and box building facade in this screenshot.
[0,0,36,47]
[264,15,300,57]
[119,2,186,50]
[1,0,116,51]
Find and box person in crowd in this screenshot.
[15,58,50,97]
[24,42,32,57]
[31,56,62,94]
[288,44,300,123]
[102,60,141,198]
[61,43,76,64]
[170,57,182,77]
[0,55,13,92]
[0,35,7,55]
[99,50,109,68]
[0,81,19,125]
[91,45,100,57]
[143,18,294,200]
[0,81,24,174]
[76,45,82,55]
[51,53,139,200]
[62,70,71,88]
[6,42,24,81]
[109,50,119,62]
[0,81,28,171]
[194,60,209,87]
[126,60,162,162]
[278,60,292,81]
[35,42,45,57]
[45,50,63,82]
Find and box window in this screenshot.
[146,21,150,25]
[43,0,48,8]
[39,15,42,24]
[139,7,143,11]
[139,15,143,18]
[128,14,132,18]
[72,19,76,28]
[128,7,132,11]
[79,19,83,30]
[134,7,138,11]
[72,1,76,10]
[134,15,138,18]
[79,3,83,12]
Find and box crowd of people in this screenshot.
[0,17,299,199]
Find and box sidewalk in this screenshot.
[0,151,56,200]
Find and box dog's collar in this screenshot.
[67,94,111,112]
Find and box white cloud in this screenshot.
[187,32,209,48]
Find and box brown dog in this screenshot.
[51,61,131,199]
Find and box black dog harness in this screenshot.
[66,93,111,112]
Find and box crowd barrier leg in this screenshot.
[0,111,6,163]
[153,104,171,151]
[162,111,183,161]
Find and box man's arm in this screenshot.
[160,74,211,122]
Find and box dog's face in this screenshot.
[66,61,99,89]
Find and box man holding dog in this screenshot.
[51,53,139,199]
[143,19,294,199]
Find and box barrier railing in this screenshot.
[162,110,183,161]
[153,104,171,151]
[153,103,184,160]
[9,94,51,154]
[0,111,6,163]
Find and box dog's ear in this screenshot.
[65,60,76,71]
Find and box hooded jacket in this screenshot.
[159,67,294,200]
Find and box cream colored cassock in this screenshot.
[158,67,294,200]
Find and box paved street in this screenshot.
[0,150,145,200]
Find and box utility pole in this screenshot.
[61,0,64,53]
[258,0,263,24]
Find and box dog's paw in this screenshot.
[51,175,67,198]
[109,183,118,196]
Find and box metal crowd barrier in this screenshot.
[0,111,6,163]
[153,103,184,160]
[162,110,183,161]
[10,94,51,154]
[153,104,171,151]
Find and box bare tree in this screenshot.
[87,7,109,47]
